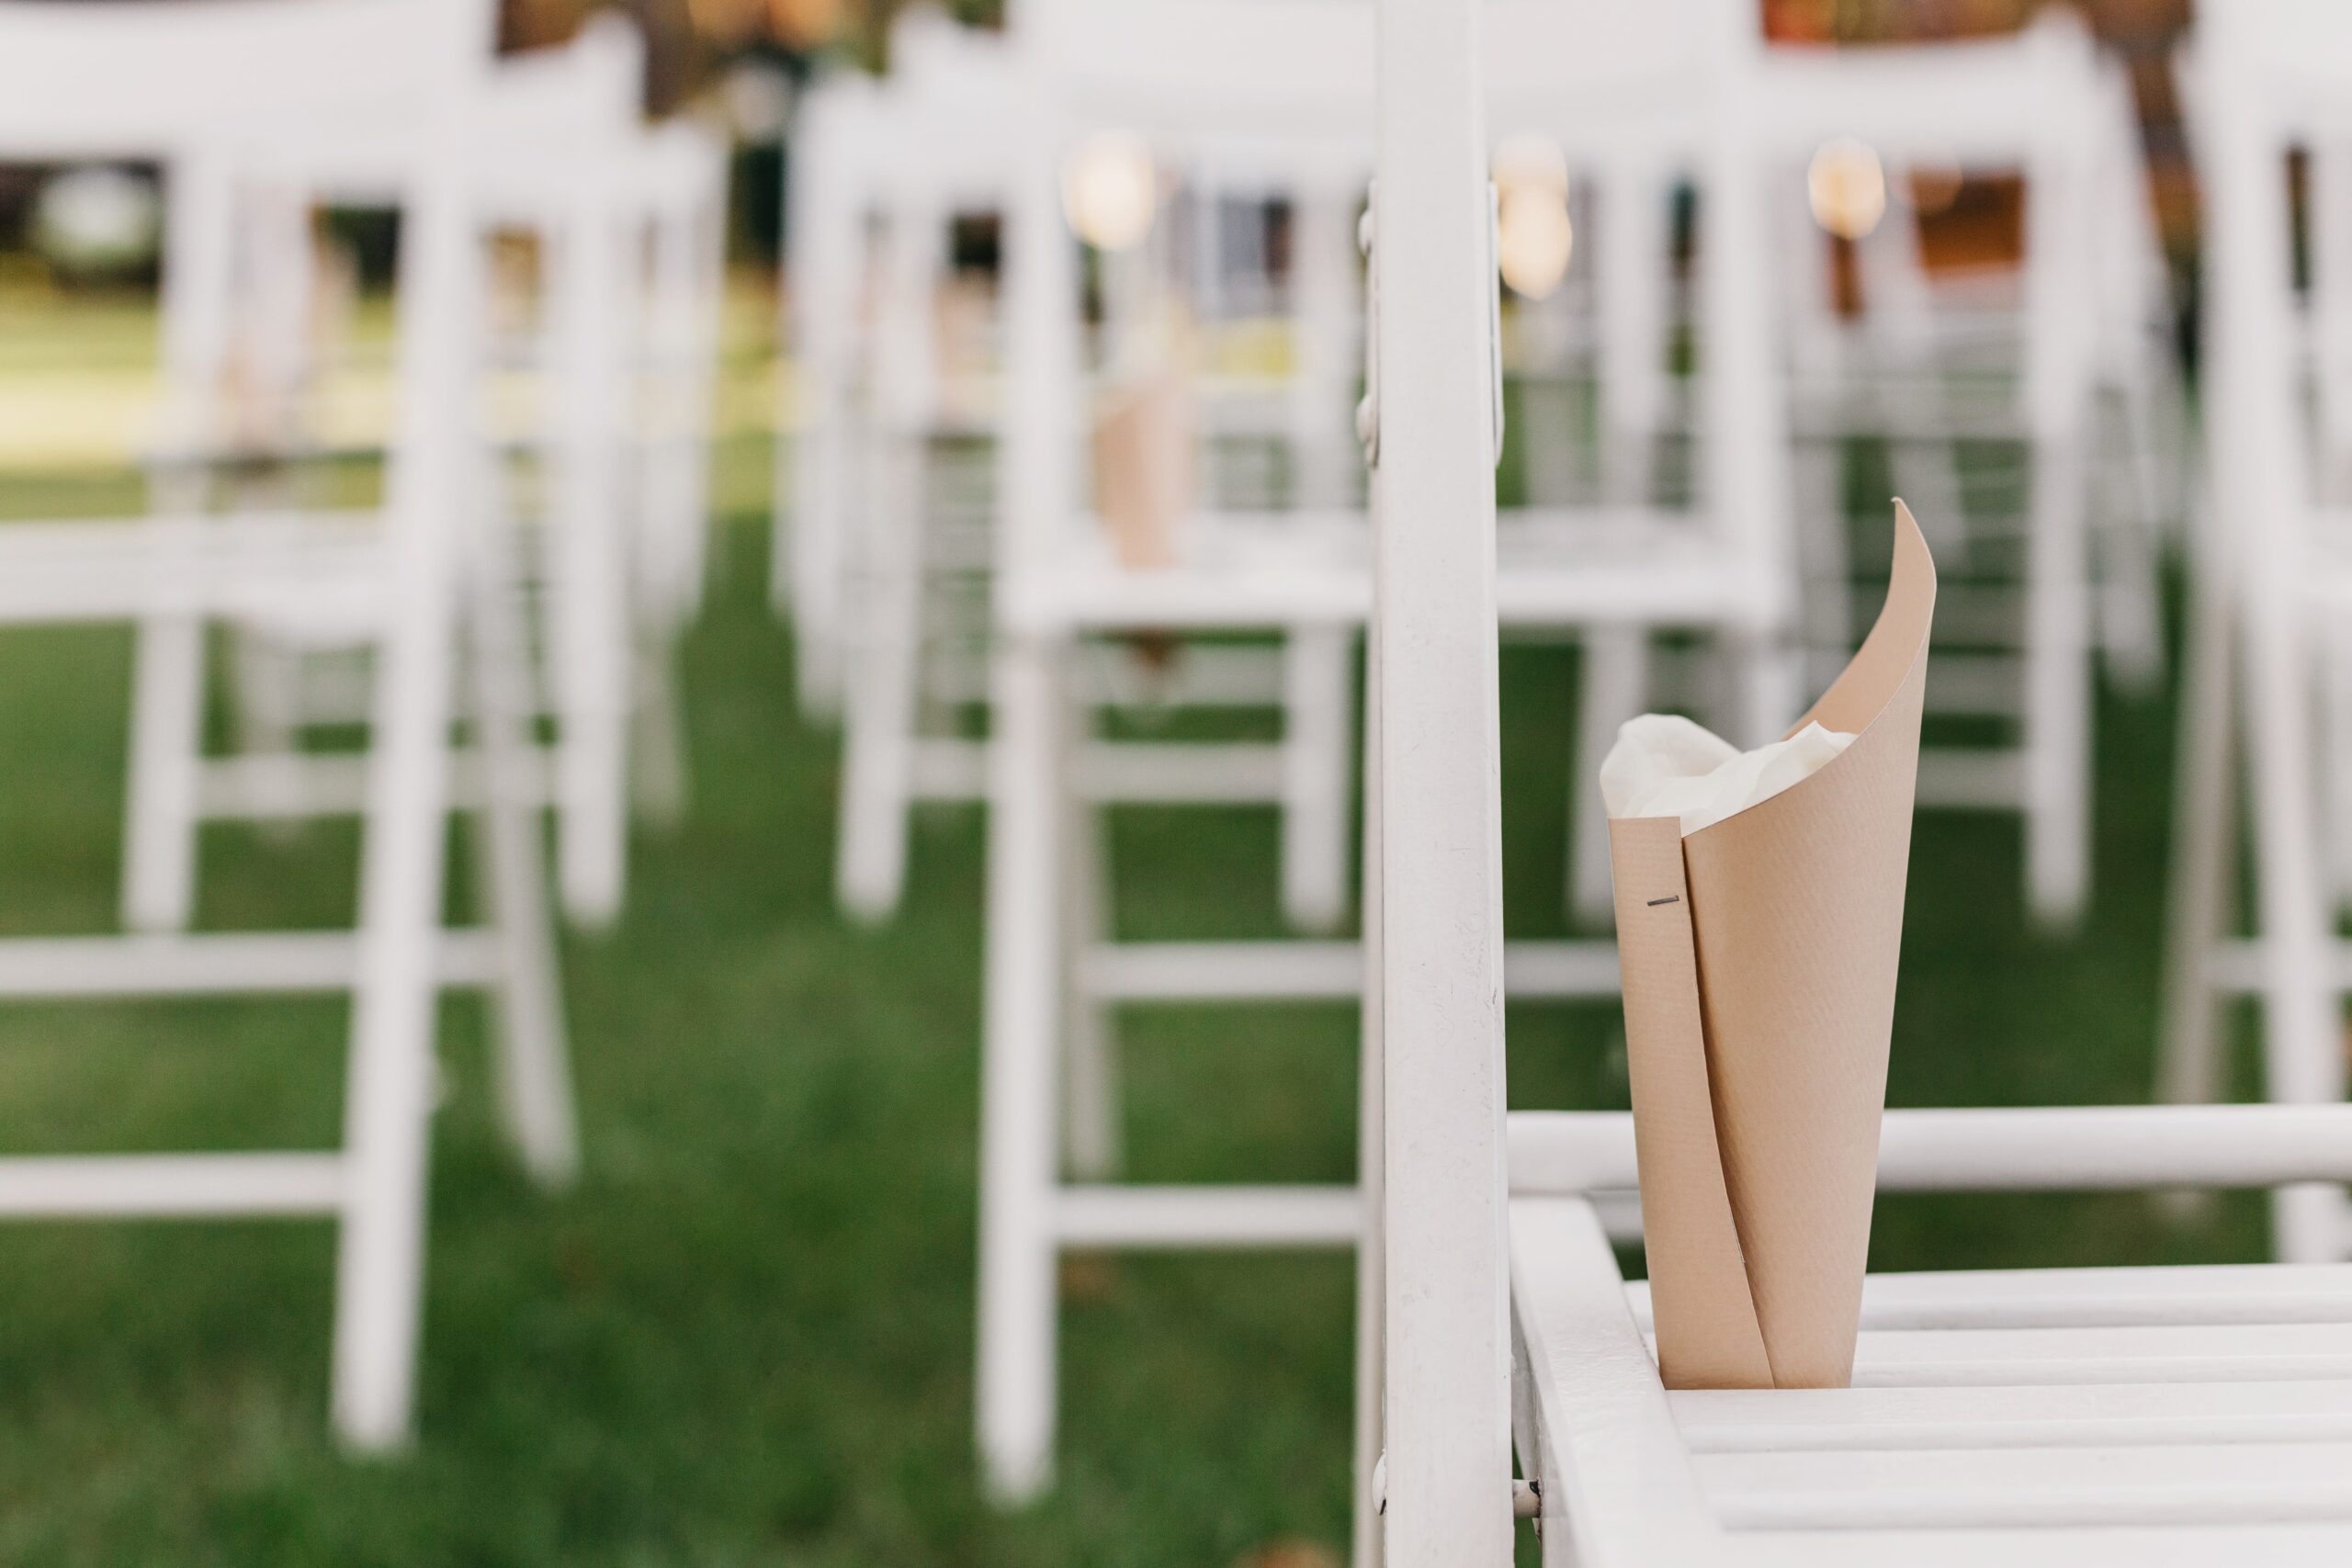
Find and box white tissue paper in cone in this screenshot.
[1600,714,1856,836]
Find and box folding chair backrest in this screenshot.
[1756,13,2103,165]
[1014,0,1373,149]
[0,0,490,537]
[486,13,643,150]
[1493,0,1796,643]
[1486,0,1714,155]
[0,0,486,160]
[1762,14,2108,437]
[2195,1,2352,571]
[0,0,497,1450]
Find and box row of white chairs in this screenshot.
[779,4,2185,953]
[966,0,1803,1503]
[795,0,2205,1504]
[0,0,722,1449]
[762,0,2352,1542]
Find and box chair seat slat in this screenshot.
[1628,1263,2352,1332]
[1853,1319,2352,1372]
[1698,1440,2352,1532]
[1671,1379,2352,1451]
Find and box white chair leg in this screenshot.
[330,496,467,1456]
[548,197,633,929]
[1568,627,1645,927]
[1794,437,1853,698]
[2323,629,2352,909]
[781,220,855,721]
[121,610,207,934]
[230,623,304,760]
[1060,685,1122,1182]
[1522,376,1584,504]
[1732,624,1805,751]
[1887,432,1969,562]
[639,176,722,626]
[2095,381,2170,697]
[2244,607,2350,1264]
[468,519,580,1190]
[122,151,234,935]
[2158,529,2239,1111]
[2024,434,2092,928]
[976,637,1068,1503]
[629,620,691,830]
[1281,625,1354,933]
[834,434,925,922]
[786,434,849,721]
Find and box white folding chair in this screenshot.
[775,68,873,719]
[972,0,1392,1503]
[120,16,718,933]
[1483,4,1805,931]
[971,0,1815,1504]
[1357,8,2352,1560]
[2160,1,2352,1267]
[796,11,1363,930]
[0,0,571,1447]
[776,18,1011,724]
[1752,18,2111,928]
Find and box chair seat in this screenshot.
[1510,1195,2352,1564]
[1001,508,1763,634]
[0,513,387,626]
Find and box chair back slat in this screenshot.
[1365,0,1512,1561]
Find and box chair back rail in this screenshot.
[1510,1105,2352,1199]
[0,0,485,158]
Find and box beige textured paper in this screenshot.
[1092,372,1193,570]
[1611,502,1938,1390]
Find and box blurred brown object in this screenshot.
[1056,1252,1120,1303]
[684,0,842,49]
[684,0,762,43]
[499,0,704,115]
[767,0,844,48]
[1232,1541,1343,1568]
[620,0,710,114]
[501,0,586,51]
[1093,373,1193,572]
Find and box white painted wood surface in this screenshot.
[1512,1197,2352,1562]
[1362,0,1512,1561]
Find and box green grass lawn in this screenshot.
[0,426,2268,1567]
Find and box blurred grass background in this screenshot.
[0,291,2267,1566]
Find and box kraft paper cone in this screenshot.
[1610,502,1937,1390]
[1092,371,1193,571]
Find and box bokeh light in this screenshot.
[1061,130,1159,252]
[1498,186,1574,299]
[1807,135,1889,240]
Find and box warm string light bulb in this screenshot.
[1807,135,1888,241]
[1492,132,1573,299]
[1498,186,1575,299]
[1061,131,1159,252]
